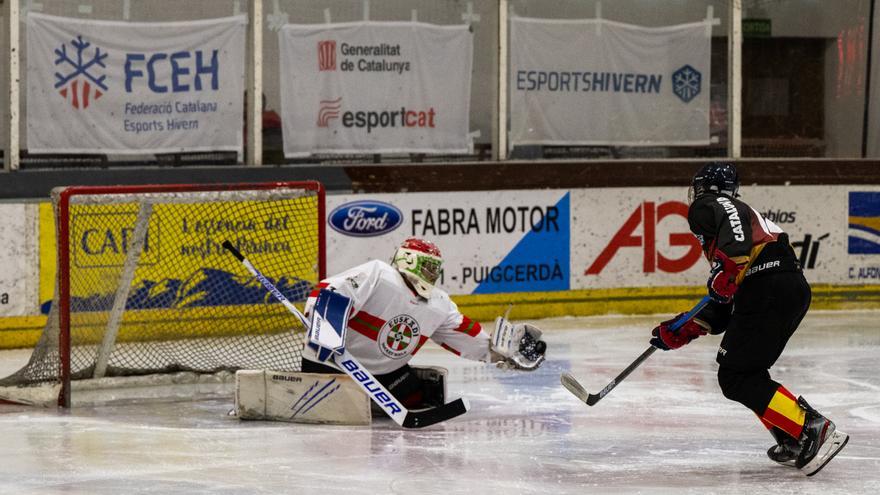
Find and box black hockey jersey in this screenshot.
[688,193,801,283]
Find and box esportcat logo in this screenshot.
[317,97,342,127]
[317,97,437,133]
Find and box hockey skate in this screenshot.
[795,397,849,476]
[766,428,800,466]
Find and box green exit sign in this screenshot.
[743,18,772,37]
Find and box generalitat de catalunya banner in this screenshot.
[27,13,245,154]
[509,16,711,146]
[279,21,472,157]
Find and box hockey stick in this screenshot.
[561,295,711,407]
[221,240,469,428]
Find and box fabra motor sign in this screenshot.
[326,190,570,295]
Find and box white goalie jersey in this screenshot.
[303,260,491,375]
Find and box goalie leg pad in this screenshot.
[235,370,370,425]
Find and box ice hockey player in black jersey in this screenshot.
[649,161,848,476]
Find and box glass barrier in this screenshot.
[508,0,730,160]
[742,0,871,158]
[4,0,878,168]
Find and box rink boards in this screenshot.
[1,185,879,348]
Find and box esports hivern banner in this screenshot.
[278,22,473,156]
[509,16,712,146]
[325,190,570,294]
[26,13,246,154]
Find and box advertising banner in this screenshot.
[0,205,39,317]
[27,13,246,154]
[279,22,473,156]
[571,185,880,289]
[509,16,711,146]
[326,190,570,295]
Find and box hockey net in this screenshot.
[0,182,324,407]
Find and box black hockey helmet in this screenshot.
[689,161,739,203]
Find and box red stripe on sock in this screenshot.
[763,409,804,439]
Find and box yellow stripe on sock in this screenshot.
[764,390,806,437]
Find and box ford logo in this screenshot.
[328,200,403,237]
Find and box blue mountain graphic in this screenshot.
[42,268,313,314]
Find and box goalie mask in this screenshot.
[392,238,443,299]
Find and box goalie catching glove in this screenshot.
[490,316,547,371]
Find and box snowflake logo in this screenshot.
[672,64,701,103]
[54,35,109,109]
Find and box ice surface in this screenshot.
[0,311,878,494]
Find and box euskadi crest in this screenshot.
[54,35,108,109]
[378,314,421,359]
[672,64,701,103]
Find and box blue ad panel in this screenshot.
[848,192,880,254]
[473,193,570,294]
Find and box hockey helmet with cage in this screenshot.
[392,238,443,299]
[689,161,740,204]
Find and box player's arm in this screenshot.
[429,311,492,362]
[688,198,751,303]
[430,301,547,371]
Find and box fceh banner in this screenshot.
[325,190,570,295]
[27,13,246,154]
[278,21,473,156]
[509,16,712,146]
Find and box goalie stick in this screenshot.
[561,296,711,406]
[221,240,469,428]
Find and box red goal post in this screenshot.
[0,181,325,407]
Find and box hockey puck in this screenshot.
[534,340,547,355]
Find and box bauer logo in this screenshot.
[848,191,880,254]
[329,201,403,237]
[54,35,109,109]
